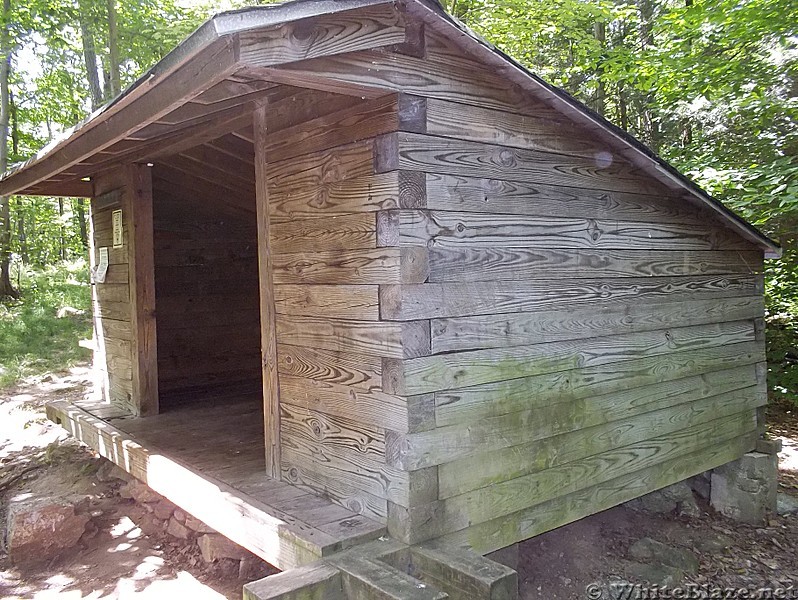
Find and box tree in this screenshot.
[0,0,17,298]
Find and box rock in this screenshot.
[628,537,699,574]
[126,482,162,504]
[693,531,734,553]
[198,534,249,563]
[166,517,191,540]
[688,472,712,500]
[239,557,264,581]
[6,496,90,566]
[184,514,215,534]
[777,493,798,516]
[711,452,778,525]
[153,500,175,520]
[137,514,165,537]
[623,560,683,587]
[173,508,187,523]
[626,481,700,516]
[119,481,162,503]
[95,460,132,483]
[217,557,242,578]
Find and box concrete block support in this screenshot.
[710,452,778,525]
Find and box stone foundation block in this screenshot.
[710,451,777,525]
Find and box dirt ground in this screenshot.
[1,366,796,599]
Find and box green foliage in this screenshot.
[0,260,92,387]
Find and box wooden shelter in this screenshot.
[0,0,780,592]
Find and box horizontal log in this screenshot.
[426,247,762,282]
[266,94,399,163]
[423,173,702,223]
[437,433,756,555]
[268,139,375,191]
[276,315,429,359]
[428,409,757,540]
[282,450,388,520]
[433,347,765,427]
[269,171,425,218]
[266,32,551,115]
[279,374,409,433]
[275,284,380,320]
[392,380,762,474]
[379,274,763,320]
[271,213,377,254]
[380,132,667,196]
[391,319,755,395]
[431,296,764,353]
[438,372,762,495]
[239,4,407,67]
[423,96,615,158]
[280,402,431,508]
[387,210,751,251]
[277,344,382,392]
[273,247,429,285]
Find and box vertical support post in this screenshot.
[254,104,281,479]
[125,162,158,416]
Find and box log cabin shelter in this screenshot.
[0,0,782,589]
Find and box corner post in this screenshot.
[125,162,158,416]
[254,103,281,479]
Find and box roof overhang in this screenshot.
[0,0,780,258]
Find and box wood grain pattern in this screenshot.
[278,345,383,396]
[428,409,757,539]
[239,4,406,67]
[396,320,755,396]
[437,372,761,496]
[394,381,764,472]
[438,433,756,555]
[427,247,762,282]
[380,275,762,320]
[268,139,375,191]
[256,104,281,479]
[386,132,667,196]
[431,296,764,353]
[424,173,701,223]
[389,210,751,251]
[271,213,377,254]
[276,315,429,359]
[280,374,409,433]
[275,284,380,320]
[273,247,429,285]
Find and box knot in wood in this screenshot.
[496,149,516,167]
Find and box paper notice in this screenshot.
[95,247,109,283]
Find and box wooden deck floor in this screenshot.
[46,397,386,570]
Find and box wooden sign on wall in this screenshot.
[112,209,123,248]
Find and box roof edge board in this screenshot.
[404,0,781,258]
[211,0,398,35]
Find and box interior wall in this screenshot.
[151,136,261,408]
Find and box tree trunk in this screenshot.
[58,198,66,261]
[593,21,606,116]
[0,0,18,299]
[636,0,659,152]
[79,0,103,110]
[16,199,26,264]
[107,0,121,98]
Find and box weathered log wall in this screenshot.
[263,89,433,519]
[259,27,768,551]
